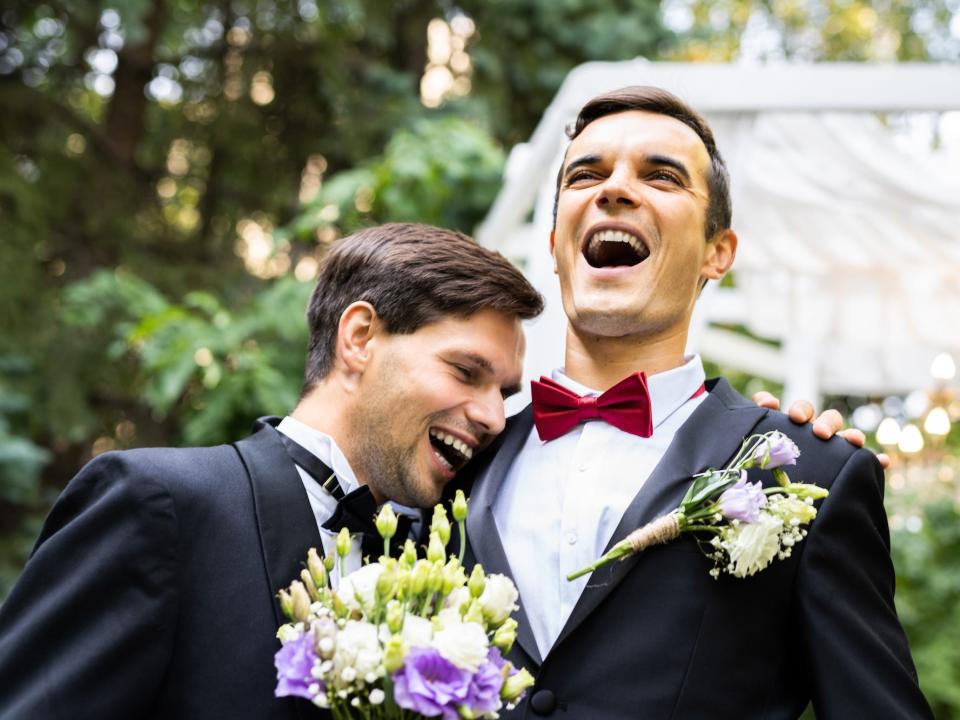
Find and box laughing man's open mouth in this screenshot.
[583,229,650,269]
[428,428,474,473]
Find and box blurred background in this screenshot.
[1,0,959,714]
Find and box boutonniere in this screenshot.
[568,431,828,581]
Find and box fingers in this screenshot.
[876,453,891,470]
[787,400,815,425]
[837,428,866,447]
[752,391,780,411]
[811,409,844,439]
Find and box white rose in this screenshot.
[432,619,489,672]
[401,614,434,648]
[332,620,383,686]
[336,563,385,613]
[478,574,519,625]
[723,513,783,578]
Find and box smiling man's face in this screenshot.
[552,109,722,339]
[346,308,524,508]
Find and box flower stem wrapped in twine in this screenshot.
[566,512,682,580]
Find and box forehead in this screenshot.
[412,310,524,364]
[567,110,711,179]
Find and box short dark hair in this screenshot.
[303,223,544,389]
[553,86,732,240]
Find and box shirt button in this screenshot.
[565,532,578,545]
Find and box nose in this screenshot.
[596,166,639,209]
[467,386,507,438]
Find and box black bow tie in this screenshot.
[321,486,414,559]
[268,421,414,559]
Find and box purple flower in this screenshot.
[719,473,767,523]
[465,651,506,714]
[393,647,471,720]
[274,633,320,700]
[753,431,800,469]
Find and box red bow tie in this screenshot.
[531,372,654,442]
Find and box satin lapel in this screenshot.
[234,422,323,630]
[465,405,542,666]
[552,379,768,651]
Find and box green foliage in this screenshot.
[892,498,960,718]
[286,116,505,239]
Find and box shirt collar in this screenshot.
[276,415,360,494]
[550,354,706,429]
[277,415,420,520]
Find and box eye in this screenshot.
[453,364,474,381]
[565,170,599,186]
[648,169,683,185]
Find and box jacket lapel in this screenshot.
[465,406,543,666]
[552,379,768,651]
[234,419,323,629]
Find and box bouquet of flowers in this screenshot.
[274,490,534,719]
[568,430,829,581]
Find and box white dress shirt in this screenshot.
[492,356,708,658]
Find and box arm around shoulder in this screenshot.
[797,447,933,719]
[0,451,180,720]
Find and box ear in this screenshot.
[550,230,558,274]
[336,301,378,375]
[701,228,737,282]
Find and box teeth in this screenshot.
[429,430,474,461]
[591,230,647,257]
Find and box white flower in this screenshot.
[369,688,386,705]
[336,563,385,614]
[331,620,382,687]
[432,619,489,672]
[276,623,301,643]
[444,586,471,612]
[721,513,783,578]
[401,614,434,648]
[478,574,519,625]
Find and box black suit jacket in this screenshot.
[0,422,327,719]
[455,378,932,719]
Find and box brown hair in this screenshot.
[553,86,732,240]
[303,223,543,389]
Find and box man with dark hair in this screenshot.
[460,87,932,718]
[0,223,543,720]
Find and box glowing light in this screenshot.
[194,347,214,367]
[294,256,319,282]
[875,417,901,446]
[250,71,275,105]
[923,407,951,436]
[931,352,956,380]
[897,424,924,454]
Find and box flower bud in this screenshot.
[452,490,468,522]
[383,635,406,673]
[463,600,485,626]
[290,580,312,622]
[427,533,446,564]
[431,505,451,545]
[400,539,418,569]
[301,569,322,601]
[501,667,535,701]
[331,591,349,619]
[376,566,399,602]
[468,564,486,598]
[323,553,336,573]
[493,617,518,653]
[410,561,430,595]
[386,600,404,634]
[375,504,398,541]
[277,588,294,620]
[336,527,351,558]
[307,547,328,588]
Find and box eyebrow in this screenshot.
[563,152,692,183]
[455,352,521,397]
[562,153,603,178]
[645,153,691,182]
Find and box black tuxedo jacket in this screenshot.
[0,422,328,719]
[455,378,932,719]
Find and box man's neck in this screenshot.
[562,323,689,391]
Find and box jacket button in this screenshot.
[530,689,557,715]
